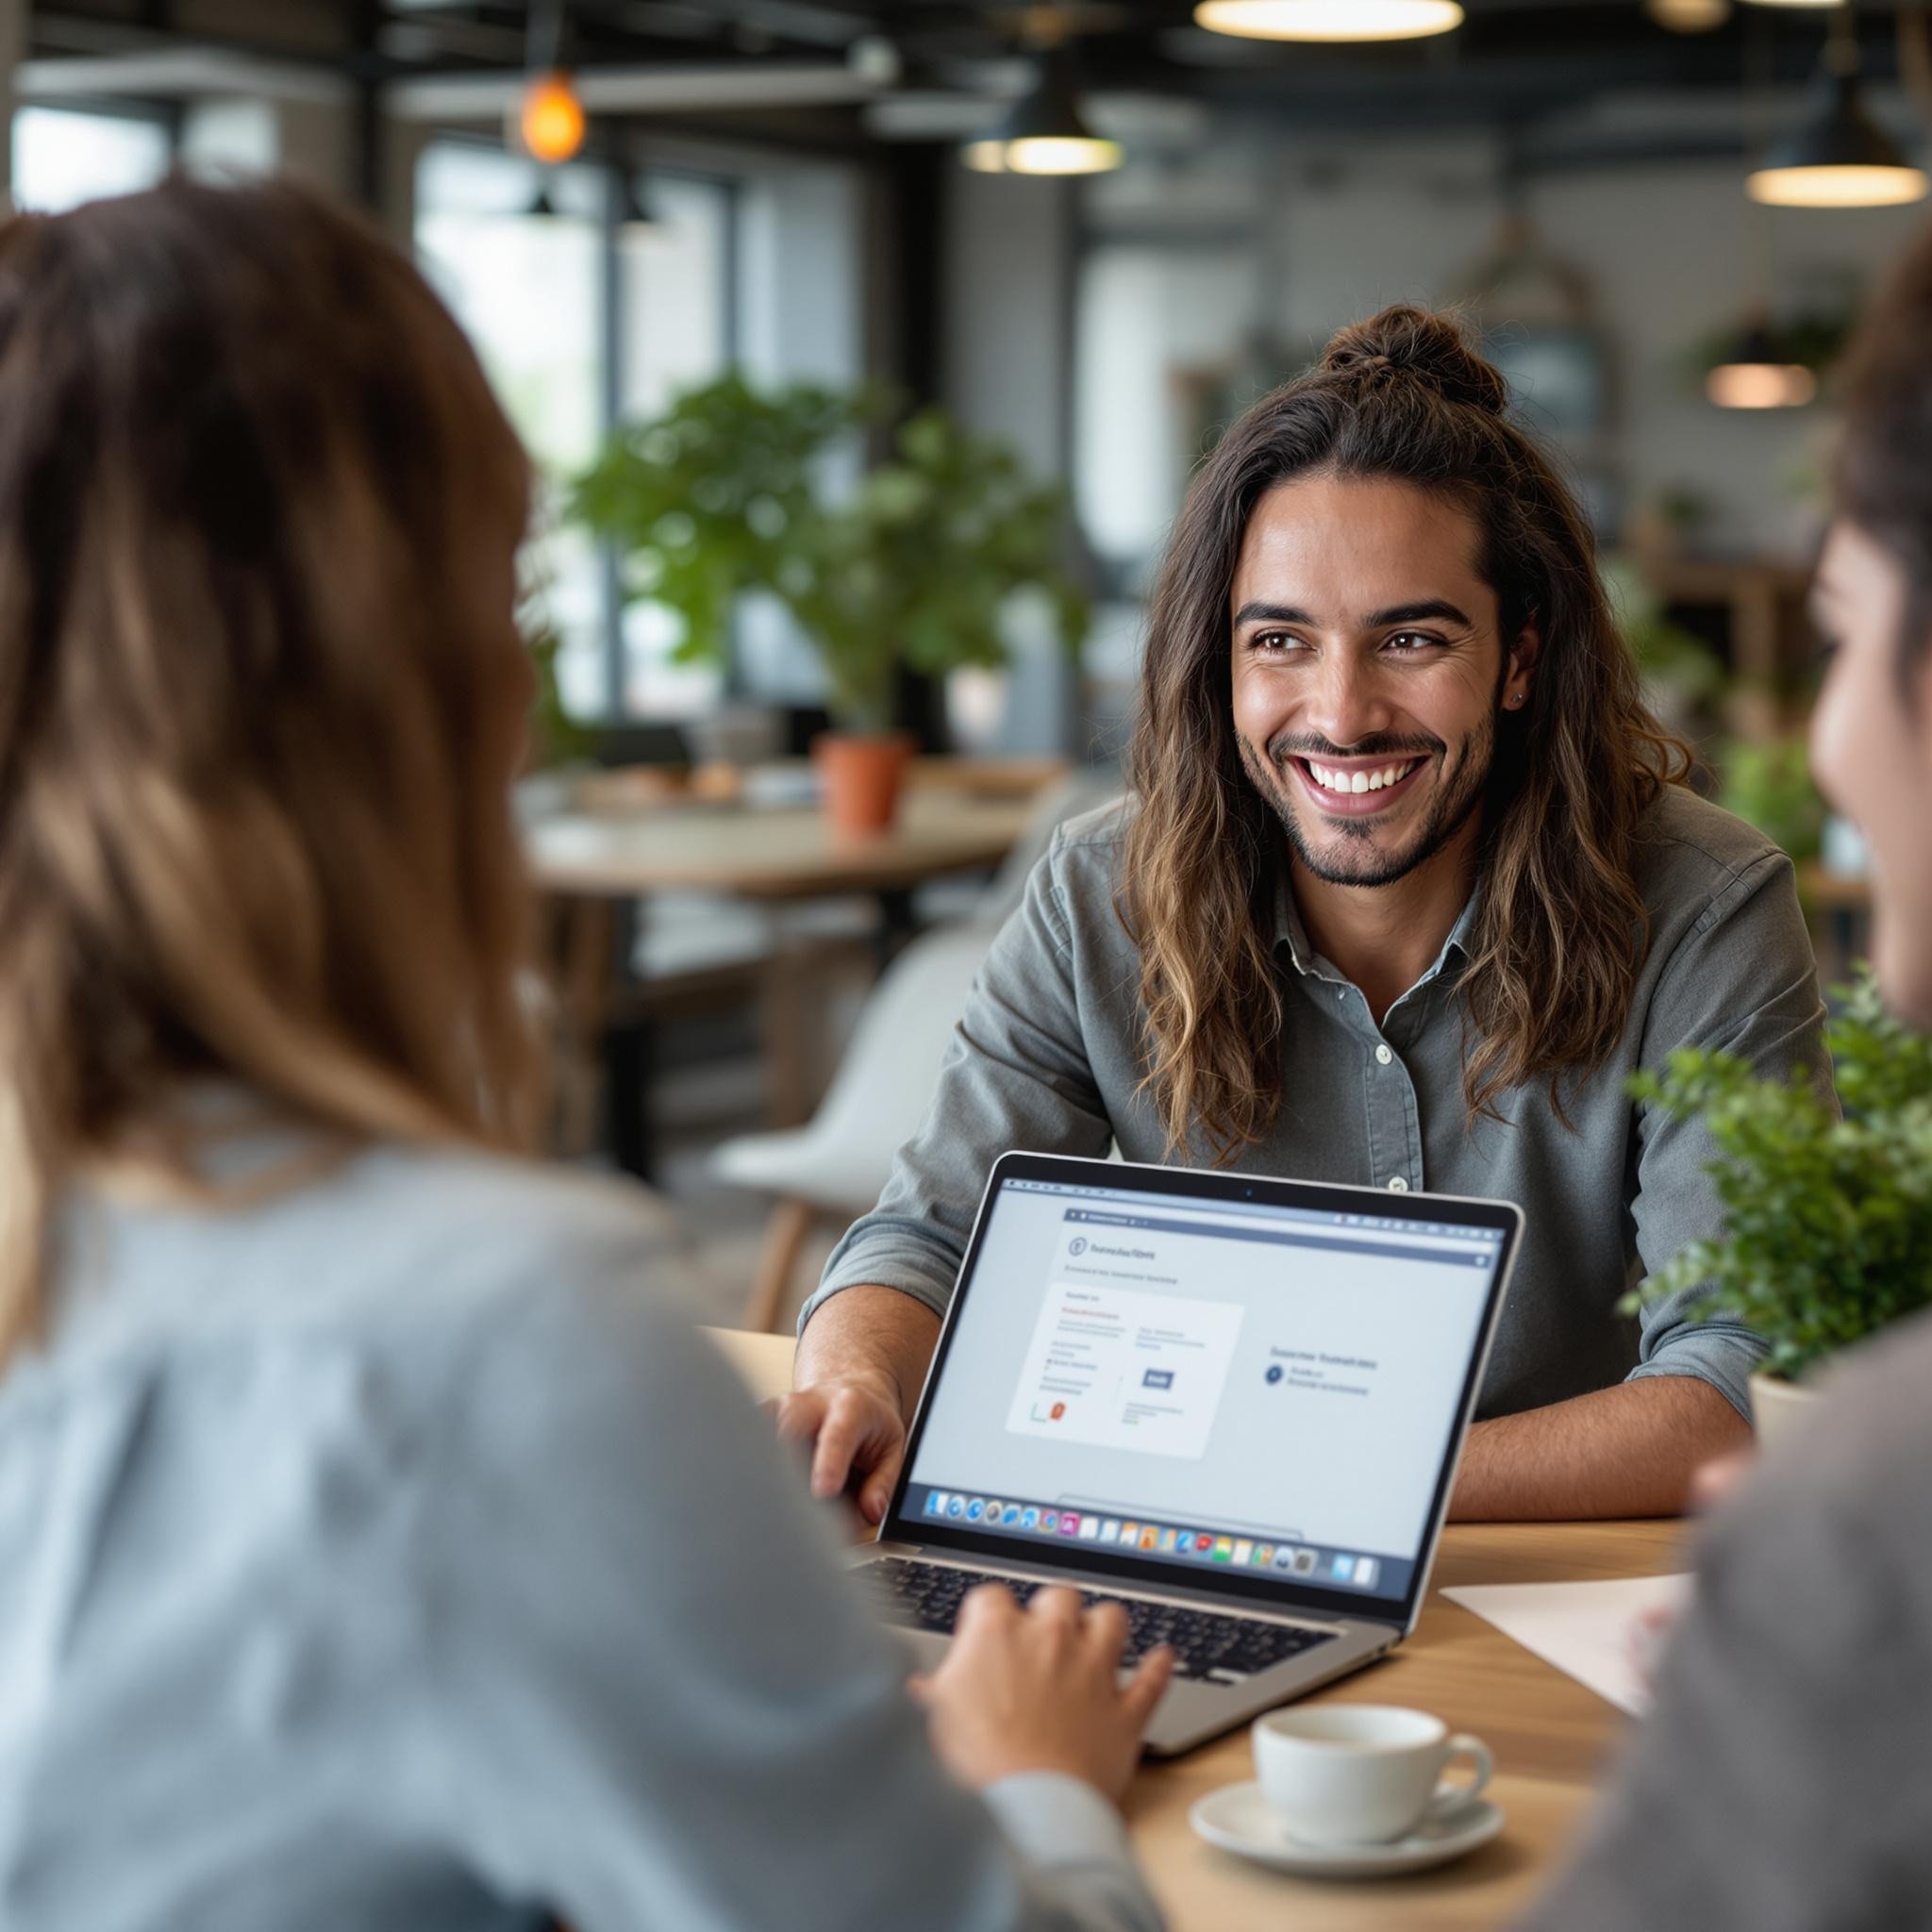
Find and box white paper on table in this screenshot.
[1441,1573,1693,1717]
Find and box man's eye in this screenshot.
[1250,631,1307,654]
[1385,630,1444,654]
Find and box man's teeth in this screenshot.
[1307,759,1418,794]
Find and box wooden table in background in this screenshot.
[528,788,1039,1173]
[1797,862,1873,984]
[527,791,1036,902]
[708,1327,1680,1932]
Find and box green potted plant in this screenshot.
[1624,970,1932,1450]
[1603,558,1725,739]
[569,375,1089,833]
[1717,736,1826,866]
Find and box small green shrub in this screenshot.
[1624,969,1932,1382]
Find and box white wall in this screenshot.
[1072,116,1932,573]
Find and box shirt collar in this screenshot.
[1271,861,1482,991]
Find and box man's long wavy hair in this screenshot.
[1122,305,1690,1160]
[0,176,546,1362]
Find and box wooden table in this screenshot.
[526,791,1037,901]
[527,791,1037,1172]
[708,1327,1681,1931]
[1796,862,1873,984]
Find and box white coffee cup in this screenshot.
[1252,1705,1492,1845]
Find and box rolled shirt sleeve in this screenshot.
[801,827,1115,1334]
[1624,845,1831,1419]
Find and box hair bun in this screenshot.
[1320,305,1510,417]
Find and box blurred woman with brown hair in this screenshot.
[0,176,1173,1932]
[1508,221,1932,1932]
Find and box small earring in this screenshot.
[1507,692,1525,708]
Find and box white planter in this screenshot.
[1820,813,1870,880]
[1749,1368,1826,1460]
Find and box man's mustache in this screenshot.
[1266,732,1444,762]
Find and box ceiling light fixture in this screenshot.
[513,2,585,167]
[1748,16,1927,207]
[1646,0,1731,32]
[519,69,587,164]
[1706,323,1818,407]
[617,174,661,240]
[1193,0,1463,43]
[961,50,1121,175]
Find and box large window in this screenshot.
[12,106,171,212]
[415,141,738,722]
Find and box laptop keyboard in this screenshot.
[857,1557,1339,1685]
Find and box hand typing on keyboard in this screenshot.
[863,1558,1339,1684]
[908,1580,1176,1800]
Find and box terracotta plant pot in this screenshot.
[812,730,915,836]
[1748,1367,1826,1460]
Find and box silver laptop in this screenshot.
[848,1151,1521,1755]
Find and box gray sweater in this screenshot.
[1516,1309,1932,1931]
[0,1142,1162,1932]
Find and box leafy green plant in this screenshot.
[567,375,1089,733]
[1624,970,1932,1382]
[1718,736,1825,864]
[1602,559,1724,708]
[568,375,874,674]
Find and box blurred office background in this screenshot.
[5,0,1907,1318]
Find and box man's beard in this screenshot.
[1237,709,1495,889]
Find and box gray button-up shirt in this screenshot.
[807,786,1827,1421]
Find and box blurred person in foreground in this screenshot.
[0,177,1173,1932]
[783,308,1825,1525]
[1511,224,1932,1930]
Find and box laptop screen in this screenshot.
[892,1158,1513,1616]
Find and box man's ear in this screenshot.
[1504,619,1541,708]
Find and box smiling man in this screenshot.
[778,306,1826,1524]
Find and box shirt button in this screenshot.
[1374,1044,1393,1065]
[1386,1175,1409,1191]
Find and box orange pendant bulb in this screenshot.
[520,70,587,165]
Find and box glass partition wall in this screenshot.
[415,141,739,723]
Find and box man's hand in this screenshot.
[780,1285,942,1524]
[911,1585,1175,1801]
[770,1373,907,1524]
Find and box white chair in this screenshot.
[713,920,994,1330]
[712,766,1124,1330]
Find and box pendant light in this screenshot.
[1747,9,1927,207]
[1706,319,1818,408]
[512,2,586,168]
[1647,0,1731,33]
[1193,0,1462,42]
[519,71,587,165]
[962,47,1121,175]
[616,174,661,240]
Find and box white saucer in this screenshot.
[1189,1782,1504,1879]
